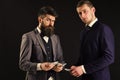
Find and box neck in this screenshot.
[87,16,96,25]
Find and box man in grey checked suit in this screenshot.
[19,6,65,80]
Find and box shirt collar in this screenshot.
[87,18,98,27]
[37,26,49,43]
[37,26,41,33]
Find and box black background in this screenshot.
[1,0,120,80]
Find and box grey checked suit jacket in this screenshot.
[19,28,64,80]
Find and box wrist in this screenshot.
[37,63,42,70]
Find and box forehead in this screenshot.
[77,4,90,12]
[44,14,56,20]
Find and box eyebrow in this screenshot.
[46,17,55,21]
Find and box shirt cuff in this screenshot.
[37,63,42,70]
[81,65,86,74]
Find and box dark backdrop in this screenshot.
[1,0,120,80]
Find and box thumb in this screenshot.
[71,66,76,69]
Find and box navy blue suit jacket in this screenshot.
[78,21,114,80]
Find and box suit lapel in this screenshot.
[34,29,47,55]
[50,35,56,61]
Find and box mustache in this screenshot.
[41,25,54,37]
[45,25,54,29]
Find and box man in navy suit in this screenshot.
[19,6,65,80]
[70,0,115,80]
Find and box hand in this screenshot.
[52,63,64,72]
[40,62,56,71]
[70,66,84,77]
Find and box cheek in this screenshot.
[44,21,50,26]
[51,22,54,26]
[86,12,92,19]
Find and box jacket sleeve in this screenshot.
[19,33,37,72]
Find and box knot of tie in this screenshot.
[85,25,91,30]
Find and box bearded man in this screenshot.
[19,6,65,80]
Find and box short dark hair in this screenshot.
[76,0,94,8]
[38,6,58,18]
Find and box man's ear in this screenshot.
[92,7,96,13]
[38,16,42,23]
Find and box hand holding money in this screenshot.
[52,62,66,72]
[40,62,58,71]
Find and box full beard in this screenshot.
[41,25,54,37]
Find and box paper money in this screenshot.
[48,76,54,80]
[64,68,71,71]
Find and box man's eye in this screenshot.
[83,10,87,13]
[79,13,81,15]
[46,19,50,21]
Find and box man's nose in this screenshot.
[49,22,53,26]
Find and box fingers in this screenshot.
[70,66,83,77]
[41,62,56,71]
[52,63,64,72]
[56,63,63,67]
[71,66,76,70]
[41,62,65,72]
[71,70,80,77]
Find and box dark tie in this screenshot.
[85,25,91,31]
[82,25,90,41]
